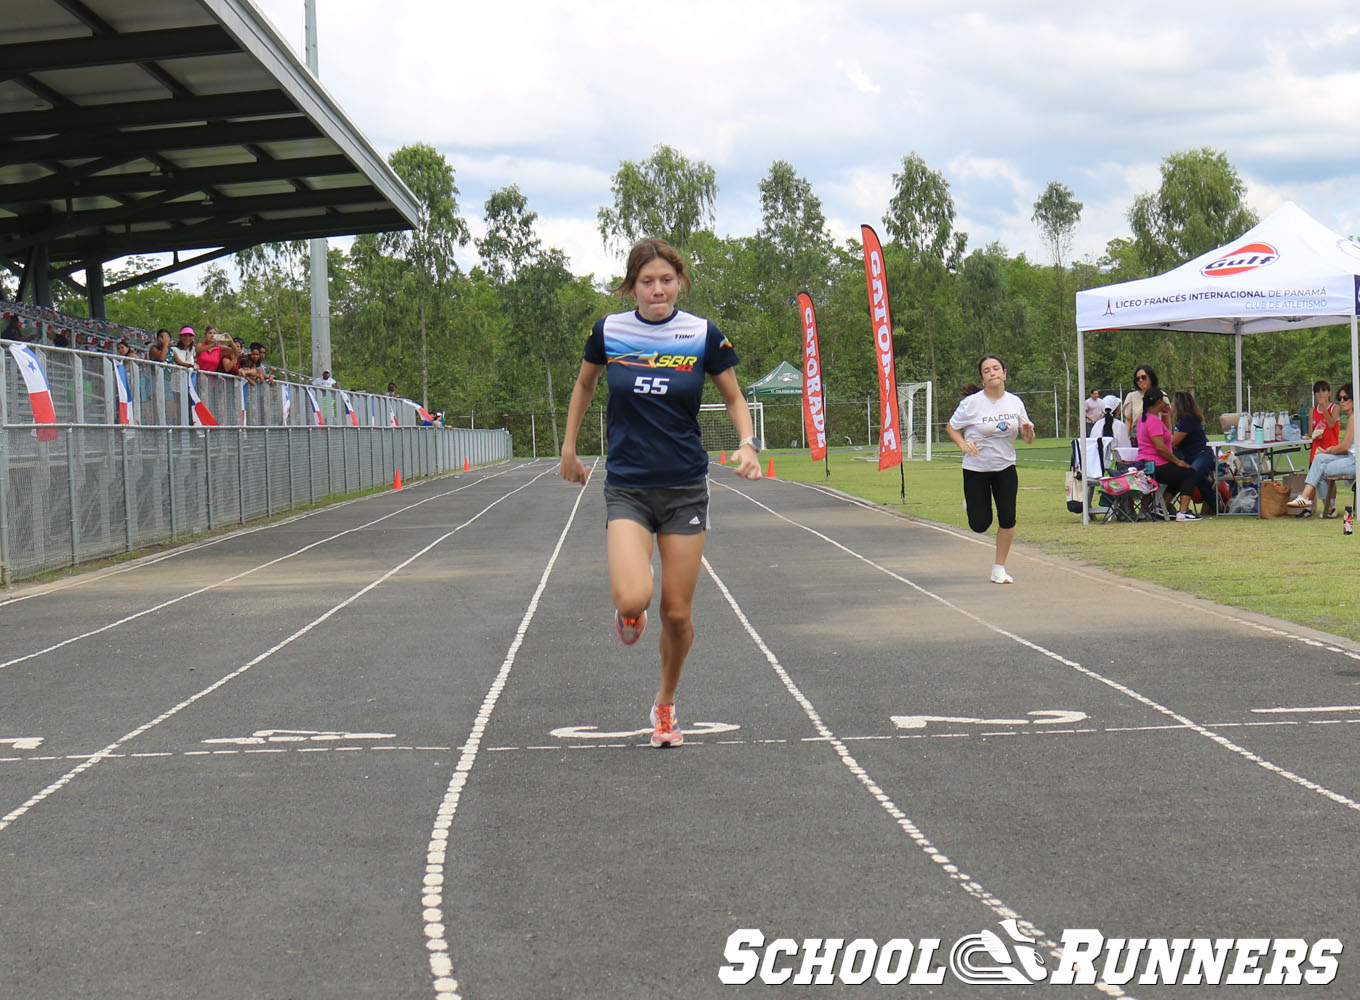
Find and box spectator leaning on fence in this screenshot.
[148,329,172,363]
[2,314,25,341]
[172,327,196,367]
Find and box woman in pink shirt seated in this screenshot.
[1136,387,1204,521]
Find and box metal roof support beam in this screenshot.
[0,154,353,203]
[0,189,183,258]
[100,244,247,294]
[0,26,238,78]
[0,90,297,140]
[85,258,105,320]
[0,116,320,166]
[4,185,378,240]
[30,244,52,308]
[56,208,402,259]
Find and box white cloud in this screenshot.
[208,0,1360,288]
[841,61,882,96]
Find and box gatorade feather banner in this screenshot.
[861,225,901,471]
[796,292,827,462]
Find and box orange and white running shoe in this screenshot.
[649,703,683,747]
[615,609,647,645]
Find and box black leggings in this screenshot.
[1153,462,1207,508]
[962,466,1018,533]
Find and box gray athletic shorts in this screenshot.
[603,479,710,534]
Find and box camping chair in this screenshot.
[1096,467,1167,522]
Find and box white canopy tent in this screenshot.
[1073,201,1360,523]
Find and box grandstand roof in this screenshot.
[0,0,420,293]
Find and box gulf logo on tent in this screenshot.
[1200,242,1278,278]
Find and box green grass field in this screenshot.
[721,439,1360,642]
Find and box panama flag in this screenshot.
[280,383,292,423]
[388,402,399,427]
[240,382,248,425]
[306,387,324,425]
[340,390,359,427]
[113,360,134,426]
[796,292,827,462]
[187,371,218,427]
[8,343,58,441]
[861,225,902,471]
[404,398,434,423]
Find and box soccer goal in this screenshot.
[699,401,765,453]
[897,381,933,460]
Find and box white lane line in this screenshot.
[0,464,532,674]
[1252,705,1360,714]
[0,470,553,836]
[421,463,594,1000]
[722,483,1360,816]
[785,478,1360,662]
[7,719,1353,766]
[701,555,1132,1000]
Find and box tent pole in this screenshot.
[1352,313,1358,424]
[1235,325,1244,413]
[1077,325,1089,525]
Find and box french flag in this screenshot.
[8,343,58,441]
[114,360,134,426]
[240,382,248,426]
[280,384,292,423]
[187,371,218,427]
[340,390,359,427]
[306,387,324,426]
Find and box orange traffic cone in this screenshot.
[766,457,776,478]
[393,469,403,490]
[720,450,727,464]
[463,456,470,471]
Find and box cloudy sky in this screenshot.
[245,0,1360,283]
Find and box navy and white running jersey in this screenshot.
[584,308,739,488]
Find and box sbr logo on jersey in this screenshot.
[612,351,696,372]
[1200,242,1278,277]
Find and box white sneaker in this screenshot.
[989,564,1014,584]
[1175,511,1200,521]
[649,703,683,747]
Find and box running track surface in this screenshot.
[0,458,1356,999]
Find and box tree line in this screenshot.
[27,143,1358,447]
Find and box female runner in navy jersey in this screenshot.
[560,238,761,747]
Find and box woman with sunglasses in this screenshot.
[1137,387,1204,520]
[1123,365,1163,445]
[1287,383,1354,516]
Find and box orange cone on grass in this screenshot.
[393,469,403,490]
[720,450,726,464]
[766,457,776,478]
[463,456,470,471]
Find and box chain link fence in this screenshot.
[1,341,511,584]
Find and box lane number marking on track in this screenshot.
[203,729,397,746]
[0,738,43,750]
[891,710,1088,731]
[549,722,741,740]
